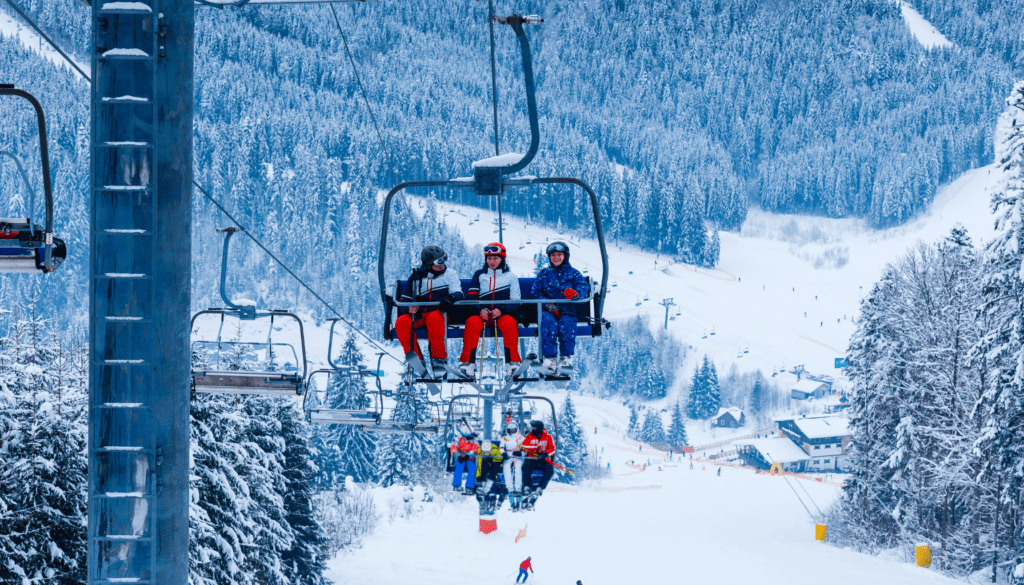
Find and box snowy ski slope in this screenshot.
[325,389,963,585]
[898,1,955,50]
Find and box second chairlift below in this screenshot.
[392,240,593,383]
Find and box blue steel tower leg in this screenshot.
[89,1,192,583]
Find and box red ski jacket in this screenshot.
[521,431,555,458]
[450,437,478,455]
[520,559,533,571]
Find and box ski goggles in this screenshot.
[431,254,447,266]
[546,242,568,254]
[483,245,504,254]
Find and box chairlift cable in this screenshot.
[16,8,404,365]
[328,4,401,188]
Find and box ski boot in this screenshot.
[430,358,447,379]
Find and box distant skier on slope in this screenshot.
[516,557,533,583]
[531,241,589,374]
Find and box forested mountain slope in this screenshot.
[0,0,1019,324]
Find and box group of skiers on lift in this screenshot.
[394,240,590,379]
[449,418,557,510]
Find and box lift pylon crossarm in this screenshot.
[0,84,66,273]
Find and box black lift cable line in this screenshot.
[329,3,400,188]
[193,182,405,365]
[14,5,405,365]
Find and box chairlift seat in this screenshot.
[307,408,380,425]
[387,277,598,340]
[192,371,303,396]
[0,220,66,273]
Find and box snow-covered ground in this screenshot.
[0,6,90,76]
[325,390,962,585]
[898,1,954,50]
[403,163,1003,401]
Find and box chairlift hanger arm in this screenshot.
[0,85,53,236]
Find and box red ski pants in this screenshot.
[460,314,521,363]
[395,311,447,359]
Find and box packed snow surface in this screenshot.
[326,391,962,585]
[898,1,954,50]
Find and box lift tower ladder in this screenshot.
[89,1,192,583]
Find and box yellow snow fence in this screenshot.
[815,524,827,542]
[916,544,932,568]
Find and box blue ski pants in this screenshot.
[541,311,577,358]
[452,456,476,490]
[516,569,530,583]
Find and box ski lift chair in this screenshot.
[0,85,67,273]
[190,228,307,396]
[378,15,609,390]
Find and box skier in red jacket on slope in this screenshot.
[516,557,533,583]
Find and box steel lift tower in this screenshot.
[87,1,367,583]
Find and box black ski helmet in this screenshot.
[546,241,569,264]
[530,420,545,431]
[420,245,447,268]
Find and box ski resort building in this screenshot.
[734,438,810,472]
[711,407,745,428]
[789,378,832,400]
[775,416,852,471]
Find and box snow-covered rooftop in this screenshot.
[792,417,851,439]
[791,379,829,392]
[713,407,743,420]
[734,438,809,463]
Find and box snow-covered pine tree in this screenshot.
[313,334,377,486]
[627,405,640,440]
[533,249,546,276]
[687,356,721,420]
[374,433,413,488]
[749,379,764,425]
[279,403,330,585]
[190,393,258,585]
[0,308,87,585]
[640,409,667,444]
[704,227,721,268]
[239,397,293,585]
[679,179,709,265]
[972,80,1024,580]
[667,401,689,447]
[556,393,588,483]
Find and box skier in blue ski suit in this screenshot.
[531,241,589,372]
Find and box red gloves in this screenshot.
[564,288,580,300]
[545,303,560,318]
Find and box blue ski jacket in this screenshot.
[531,262,589,316]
